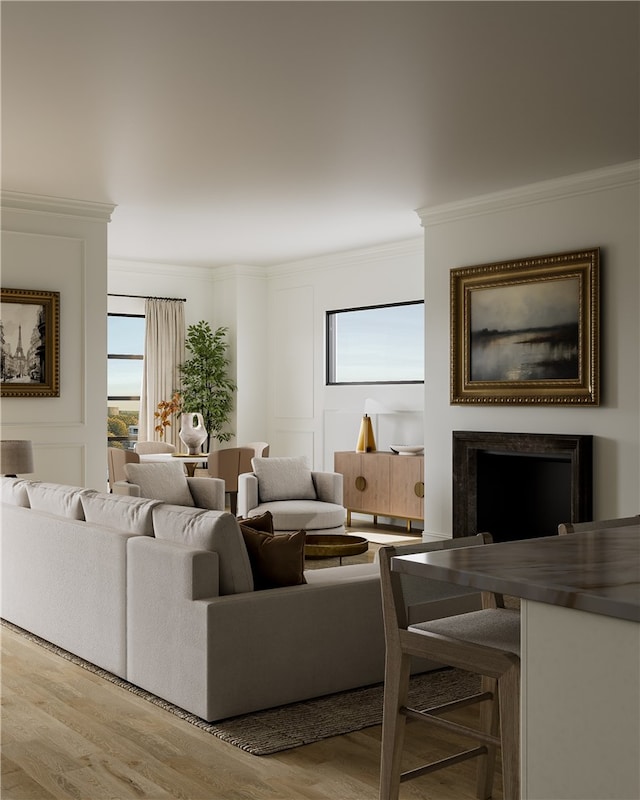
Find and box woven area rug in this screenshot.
[3,619,479,756]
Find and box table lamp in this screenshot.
[1,440,34,477]
[355,398,399,452]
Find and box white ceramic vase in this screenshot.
[179,412,207,454]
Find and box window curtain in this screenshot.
[139,298,185,447]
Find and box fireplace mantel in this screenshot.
[452,431,593,540]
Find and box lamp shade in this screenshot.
[363,398,397,415]
[1,440,34,476]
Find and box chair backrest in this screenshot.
[107,447,140,491]
[243,441,269,458]
[378,533,494,635]
[207,447,255,493]
[558,515,639,535]
[133,441,177,455]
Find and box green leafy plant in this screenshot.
[179,322,236,451]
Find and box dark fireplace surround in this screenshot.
[453,431,593,542]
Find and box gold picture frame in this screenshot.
[1,288,60,397]
[450,248,600,405]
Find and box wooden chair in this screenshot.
[243,441,270,458]
[558,515,639,534]
[207,447,254,515]
[378,534,521,800]
[107,447,140,492]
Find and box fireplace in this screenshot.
[453,431,593,542]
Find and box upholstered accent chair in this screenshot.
[133,441,177,455]
[107,447,140,492]
[207,447,255,515]
[113,460,225,511]
[237,456,346,535]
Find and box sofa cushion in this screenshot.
[124,461,194,507]
[81,491,158,536]
[1,477,31,507]
[25,482,87,520]
[152,505,254,595]
[252,456,316,502]
[239,526,307,591]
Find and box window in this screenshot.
[326,300,424,385]
[107,313,144,449]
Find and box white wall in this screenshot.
[266,238,425,470]
[419,162,640,535]
[108,259,215,329]
[1,192,114,489]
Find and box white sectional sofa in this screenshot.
[1,477,480,722]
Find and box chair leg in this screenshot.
[498,662,521,800]
[229,492,238,516]
[475,675,499,800]
[379,649,411,800]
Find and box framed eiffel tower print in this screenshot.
[1,288,60,397]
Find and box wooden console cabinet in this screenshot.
[334,451,424,531]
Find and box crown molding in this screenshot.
[212,264,268,280]
[268,236,423,278]
[108,259,266,282]
[417,160,640,227]
[109,258,216,281]
[1,190,115,222]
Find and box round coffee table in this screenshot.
[304,534,369,565]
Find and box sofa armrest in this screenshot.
[187,476,225,511]
[113,481,141,497]
[237,472,259,517]
[128,553,386,721]
[127,536,220,719]
[312,470,343,504]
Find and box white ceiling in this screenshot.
[2,1,638,268]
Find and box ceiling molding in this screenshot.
[267,236,423,278]
[109,258,216,281]
[416,161,640,228]
[1,190,115,222]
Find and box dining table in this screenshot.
[139,451,208,477]
[392,525,640,800]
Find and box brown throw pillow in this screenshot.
[237,510,274,534]
[239,526,307,591]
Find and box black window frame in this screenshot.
[326,299,424,386]
[107,312,144,403]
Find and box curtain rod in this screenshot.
[108,293,186,302]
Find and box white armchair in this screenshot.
[237,456,346,535]
[114,460,225,511]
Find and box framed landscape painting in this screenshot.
[0,288,60,397]
[450,248,600,405]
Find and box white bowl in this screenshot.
[390,445,424,456]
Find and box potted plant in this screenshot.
[179,322,237,452]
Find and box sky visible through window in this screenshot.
[108,315,144,400]
[329,302,424,383]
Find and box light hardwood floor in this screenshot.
[1,522,503,800]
